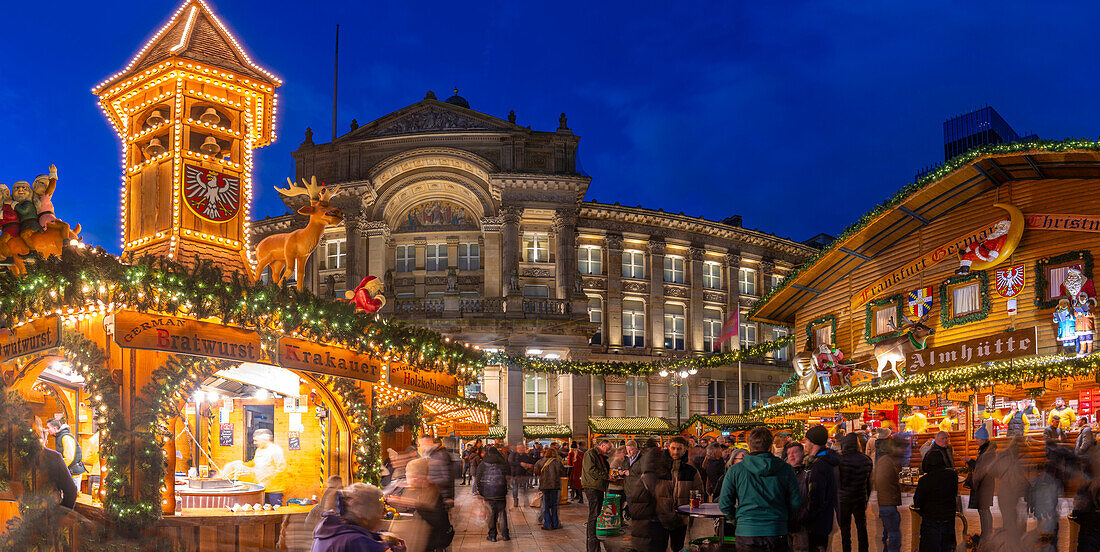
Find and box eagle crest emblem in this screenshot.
[995,264,1025,297]
[184,164,241,223]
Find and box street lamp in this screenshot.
[660,368,697,426]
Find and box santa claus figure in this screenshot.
[956,219,1011,275]
[1061,266,1096,302]
[344,275,386,313]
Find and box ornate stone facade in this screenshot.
[252,92,817,442]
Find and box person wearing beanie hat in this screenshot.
[803,425,840,551]
[966,423,997,540]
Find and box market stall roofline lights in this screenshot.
[749,142,1100,324]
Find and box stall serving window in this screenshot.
[864,293,905,344]
[806,315,837,348]
[940,270,991,328]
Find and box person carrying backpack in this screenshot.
[476,445,510,542]
[837,433,872,552]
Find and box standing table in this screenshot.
[678,502,732,550]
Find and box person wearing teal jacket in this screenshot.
[719,427,803,550]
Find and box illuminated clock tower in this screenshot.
[94,0,279,275]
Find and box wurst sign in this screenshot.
[111,311,268,362]
[0,315,61,363]
[277,336,382,383]
[387,365,459,398]
[906,326,1037,375]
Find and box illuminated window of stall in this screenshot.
[874,305,896,335]
[812,321,833,348]
[950,281,981,316]
[1044,262,1084,301]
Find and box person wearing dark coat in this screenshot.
[702,444,727,501]
[625,440,664,552]
[804,425,840,552]
[837,433,872,552]
[311,483,403,552]
[476,446,511,542]
[912,449,959,552]
[966,425,997,540]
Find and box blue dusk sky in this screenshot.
[2,1,1100,252]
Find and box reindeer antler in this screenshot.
[275,176,325,200]
[318,182,342,202]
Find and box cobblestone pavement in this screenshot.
[417,484,1078,552]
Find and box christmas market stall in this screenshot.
[0,2,485,550]
[679,413,802,441]
[749,144,1100,474]
[523,424,574,445]
[587,416,679,447]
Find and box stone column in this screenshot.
[564,373,590,440]
[605,234,624,352]
[604,375,626,418]
[480,217,503,297]
[648,374,670,419]
[343,213,363,288]
[689,246,706,352]
[363,221,390,282]
[759,258,777,295]
[553,208,579,299]
[500,206,523,297]
[502,347,525,446]
[692,377,711,417]
[648,239,665,353]
[726,252,742,352]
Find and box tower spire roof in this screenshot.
[94,0,280,94]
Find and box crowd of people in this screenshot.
[257,409,1100,552]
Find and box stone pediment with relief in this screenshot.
[360,105,511,138]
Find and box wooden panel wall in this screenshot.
[794,178,1100,362]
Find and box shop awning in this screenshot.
[588,417,679,436]
[523,424,574,439]
[463,426,506,440]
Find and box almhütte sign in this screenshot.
[906,326,1037,375]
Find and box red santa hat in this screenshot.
[355,276,377,288]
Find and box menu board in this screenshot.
[219,423,233,446]
[288,432,301,451]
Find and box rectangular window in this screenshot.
[773,328,789,361]
[591,376,605,417]
[425,243,448,271]
[708,380,726,415]
[578,245,602,275]
[524,373,548,416]
[743,382,761,412]
[952,282,980,316]
[457,243,480,271]
[1048,263,1083,301]
[625,377,637,417]
[738,267,757,295]
[663,303,686,350]
[623,250,646,279]
[703,309,723,353]
[588,296,603,345]
[635,377,649,417]
[813,324,833,348]
[739,322,757,348]
[523,233,550,263]
[622,299,646,348]
[703,261,722,289]
[663,256,685,284]
[395,244,414,273]
[523,285,550,298]
[325,238,346,270]
[874,306,896,335]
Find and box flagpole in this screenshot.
[738,360,743,414]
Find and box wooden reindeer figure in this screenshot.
[872,312,934,380]
[253,176,342,290]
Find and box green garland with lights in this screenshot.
[0,249,483,381]
[777,373,799,398]
[324,376,379,484]
[487,335,794,376]
[1034,250,1094,309]
[939,270,991,329]
[751,351,1100,418]
[805,315,836,346]
[748,138,1100,321]
[864,294,905,344]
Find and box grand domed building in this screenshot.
[253,91,818,440]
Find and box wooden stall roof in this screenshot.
[588,416,679,435]
[681,414,765,432]
[749,147,1100,325]
[524,424,574,439]
[467,426,507,440]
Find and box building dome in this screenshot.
[444,88,470,109]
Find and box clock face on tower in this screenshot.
[184,164,241,223]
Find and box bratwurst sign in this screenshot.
[111,311,268,362]
[906,326,1037,375]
